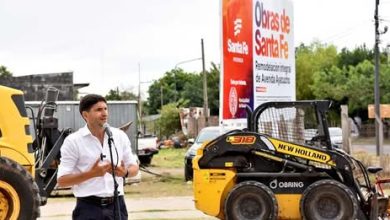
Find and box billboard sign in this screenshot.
[220,0,295,126]
[368,104,390,119]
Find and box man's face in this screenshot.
[82,101,108,128]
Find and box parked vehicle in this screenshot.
[329,127,343,148]
[184,126,239,181]
[137,134,159,165]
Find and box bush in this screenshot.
[157,103,181,139]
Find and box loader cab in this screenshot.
[0,85,34,168]
[248,100,333,150]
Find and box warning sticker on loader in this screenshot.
[269,138,334,165]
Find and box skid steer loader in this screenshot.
[193,101,389,220]
[0,85,71,220]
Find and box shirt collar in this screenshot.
[80,124,93,137]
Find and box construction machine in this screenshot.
[193,101,389,219]
[0,85,70,220]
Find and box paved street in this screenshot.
[353,144,390,154]
[38,196,217,220]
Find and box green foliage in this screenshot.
[337,44,374,68]
[0,65,12,77]
[146,63,220,115]
[295,42,338,100]
[296,41,390,122]
[311,65,348,100]
[105,88,137,100]
[147,69,186,114]
[344,60,375,112]
[157,103,181,138]
[151,148,187,168]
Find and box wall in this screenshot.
[0,72,74,101]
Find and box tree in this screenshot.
[0,65,12,77]
[311,65,347,101]
[295,42,338,100]
[105,88,137,101]
[146,63,221,115]
[337,45,374,69]
[146,69,185,114]
[157,103,181,138]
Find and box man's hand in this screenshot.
[57,158,111,187]
[89,158,111,177]
[113,160,127,177]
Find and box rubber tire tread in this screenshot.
[224,181,278,220]
[0,157,40,220]
[300,179,358,220]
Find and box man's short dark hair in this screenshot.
[79,94,107,115]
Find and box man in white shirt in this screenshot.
[57,94,139,220]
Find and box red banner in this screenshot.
[222,0,253,120]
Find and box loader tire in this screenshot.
[224,181,278,220]
[0,157,40,220]
[300,179,358,220]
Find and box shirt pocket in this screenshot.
[77,145,101,172]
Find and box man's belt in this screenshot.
[77,196,119,206]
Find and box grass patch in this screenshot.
[151,148,187,168]
[124,173,193,198]
[124,148,192,198]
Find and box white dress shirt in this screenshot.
[57,125,137,197]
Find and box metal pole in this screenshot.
[138,63,142,119]
[201,39,209,126]
[374,0,383,156]
[173,69,177,102]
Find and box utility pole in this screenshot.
[374,0,383,156]
[201,38,209,126]
[138,63,143,133]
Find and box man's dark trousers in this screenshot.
[72,196,128,220]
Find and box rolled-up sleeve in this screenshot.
[57,137,78,179]
[121,131,138,167]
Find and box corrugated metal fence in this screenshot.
[25,101,138,153]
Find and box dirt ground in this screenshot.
[39,167,217,219]
[38,196,217,220]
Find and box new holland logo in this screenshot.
[269,179,304,189]
[269,138,334,165]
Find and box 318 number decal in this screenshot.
[226,136,256,145]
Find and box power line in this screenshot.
[324,20,372,43]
